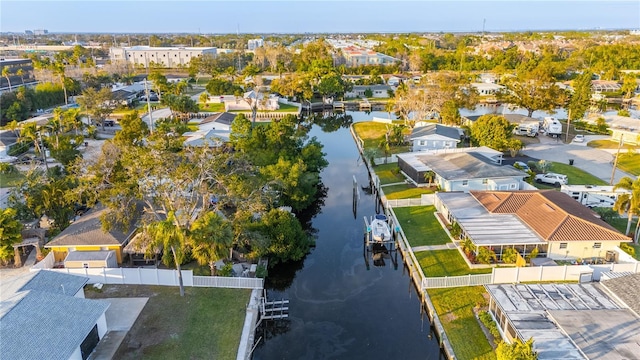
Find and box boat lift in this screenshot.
[363,214,398,270]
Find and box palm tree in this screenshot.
[144,212,188,297]
[188,211,233,276]
[19,122,42,155]
[2,66,12,92]
[16,69,25,85]
[613,176,640,240]
[199,92,209,109]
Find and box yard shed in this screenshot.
[64,250,117,268]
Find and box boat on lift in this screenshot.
[369,214,391,243]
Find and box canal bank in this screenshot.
[350,124,457,359]
[252,111,440,359]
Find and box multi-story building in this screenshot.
[0,58,35,91]
[247,38,264,50]
[109,46,217,68]
[340,46,398,67]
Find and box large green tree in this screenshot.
[144,212,188,296]
[0,208,22,266]
[188,211,233,276]
[567,72,592,121]
[77,87,116,130]
[470,114,521,151]
[498,66,567,117]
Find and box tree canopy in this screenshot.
[469,114,521,152]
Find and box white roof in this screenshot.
[437,192,545,246]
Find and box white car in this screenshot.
[535,173,568,187]
[573,135,585,143]
[513,161,530,172]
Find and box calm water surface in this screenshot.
[252,111,442,360]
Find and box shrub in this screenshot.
[450,222,462,239]
[502,248,518,264]
[218,262,233,277]
[527,161,538,172]
[255,264,268,278]
[620,242,635,257]
[477,247,497,264]
[479,311,501,340]
[8,141,29,156]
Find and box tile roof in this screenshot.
[471,190,630,242]
[0,271,109,360]
[45,206,136,248]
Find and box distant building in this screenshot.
[33,29,48,35]
[340,46,398,67]
[24,30,33,35]
[109,46,217,68]
[247,38,264,50]
[0,58,35,92]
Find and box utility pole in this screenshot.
[482,18,486,40]
[565,109,572,143]
[144,78,154,134]
[610,134,624,185]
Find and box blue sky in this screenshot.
[1,1,639,33]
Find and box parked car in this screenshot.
[513,161,530,172]
[573,134,585,143]
[535,173,568,187]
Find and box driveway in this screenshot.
[521,134,634,184]
[89,297,148,360]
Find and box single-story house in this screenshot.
[397,148,526,191]
[1,270,110,360]
[486,282,640,360]
[197,112,237,131]
[344,85,392,99]
[387,75,409,87]
[471,82,504,95]
[183,129,231,147]
[409,124,463,152]
[435,190,631,261]
[45,206,138,266]
[584,113,640,145]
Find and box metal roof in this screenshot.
[486,283,630,360]
[437,192,545,246]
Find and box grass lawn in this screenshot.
[199,103,225,112]
[428,286,495,360]
[588,139,639,150]
[630,244,640,260]
[615,152,640,176]
[274,103,299,112]
[382,184,434,199]
[352,121,411,154]
[532,161,607,189]
[415,249,493,277]
[394,206,450,246]
[85,284,250,360]
[373,163,405,185]
[0,171,25,188]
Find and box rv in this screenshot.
[561,185,628,208]
[513,123,539,137]
[543,117,563,137]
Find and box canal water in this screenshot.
[252,111,442,359]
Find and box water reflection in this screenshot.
[253,110,439,360]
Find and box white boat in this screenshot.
[370,214,391,242]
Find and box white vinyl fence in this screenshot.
[32,253,263,290]
[420,264,638,289]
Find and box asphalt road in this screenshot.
[516,134,634,184]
